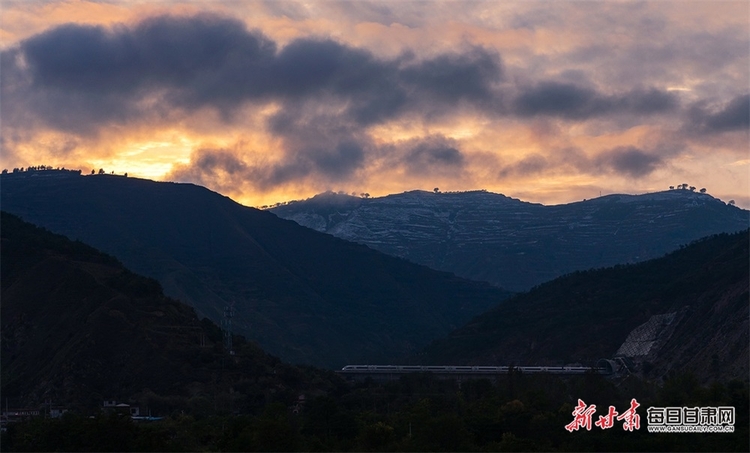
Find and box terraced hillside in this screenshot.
[272,189,749,291]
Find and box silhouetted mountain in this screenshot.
[0,212,340,411]
[2,211,748,452]
[0,172,510,368]
[420,230,749,383]
[271,189,749,291]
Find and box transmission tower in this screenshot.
[222,304,235,355]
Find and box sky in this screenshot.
[1,0,748,208]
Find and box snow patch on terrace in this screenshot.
[611,191,718,204]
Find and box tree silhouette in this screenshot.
[434,187,440,193]
[700,188,706,193]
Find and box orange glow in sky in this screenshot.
[1,1,748,208]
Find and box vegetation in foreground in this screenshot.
[2,210,747,452]
[3,372,748,452]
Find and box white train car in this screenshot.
[339,365,610,375]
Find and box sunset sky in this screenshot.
[1,0,748,208]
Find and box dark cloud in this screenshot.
[257,143,367,188]
[263,41,503,125]
[595,146,663,178]
[269,39,408,125]
[513,82,605,118]
[1,48,138,137]
[264,108,372,185]
[512,82,678,119]
[192,148,249,176]
[4,14,688,140]
[253,42,496,185]
[23,15,277,101]
[23,23,141,93]
[399,48,503,104]
[4,11,734,194]
[5,14,505,137]
[1,14,279,134]
[498,146,663,180]
[270,39,386,98]
[687,94,750,133]
[168,148,259,196]
[615,88,678,114]
[2,12,510,187]
[402,136,465,176]
[171,143,363,195]
[301,141,366,179]
[169,134,466,192]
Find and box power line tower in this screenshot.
[222,304,235,355]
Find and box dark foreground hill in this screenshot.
[0,171,510,368]
[2,215,748,452]
[271,189,749,291]
[0,212,341,411]
[421,230,749,383]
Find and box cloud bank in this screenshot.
[1,2,747,207]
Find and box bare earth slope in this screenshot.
[420,230,749,384]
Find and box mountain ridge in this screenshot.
[272,188,749,291]
[0,211,341,411]
[0,172,511,368]
[420,229,749,384]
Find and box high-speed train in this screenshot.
[339,365,609,375]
